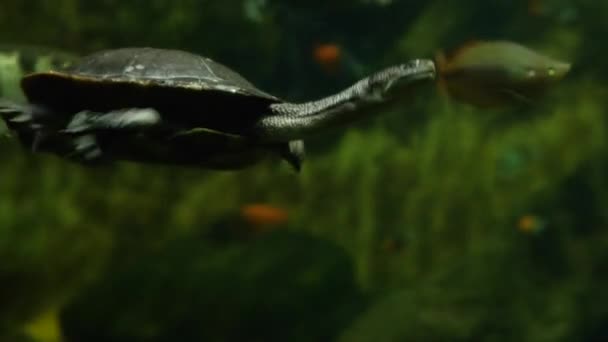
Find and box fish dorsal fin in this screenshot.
[444,40,493,69]
[436,40,484,73]
[449,40,483,59]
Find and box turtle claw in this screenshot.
[0,101,33,126]
[31,131,47,152]
[63,111,92,134]
[8,113,33,123]
[67,134,103,162]
[282,140,305,172]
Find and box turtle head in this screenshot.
[257,59,435,142]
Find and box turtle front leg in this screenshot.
[63,108,162,134]
[61,108,162,163]
[279,140,305,172]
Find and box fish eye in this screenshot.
[548,67,556,76]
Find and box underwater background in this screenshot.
[1,0,608,341]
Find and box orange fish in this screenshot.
[240,203,289,233]
[517,214,546,234]
[528,0,544,17]
[313,43,342,73]
[205,204,290,242]
[381,237,405,253]
[436,40,570,108]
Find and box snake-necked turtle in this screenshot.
[0,48,435,170]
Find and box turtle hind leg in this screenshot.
[0,99,35,132]
[0,101,108,164]
[0,99,50,151]
[63,108,162,134]
[0,100,54,128]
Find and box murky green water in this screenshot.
[0,1,607,341]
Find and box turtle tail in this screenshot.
[0,99,68,153]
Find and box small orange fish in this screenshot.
[517,214,546,234]
[240,203,289,233]
[313,43,342,73]
[436,40,570,108]
[528,0,544,17]
[206,204,290,242]
[381,237,405,253]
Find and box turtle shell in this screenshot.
[20,48,281,135]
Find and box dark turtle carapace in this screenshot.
[0,48,435,170]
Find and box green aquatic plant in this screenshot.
[60,232,366,342]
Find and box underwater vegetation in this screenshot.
[1,0,608,341]
[60,231,365,342]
